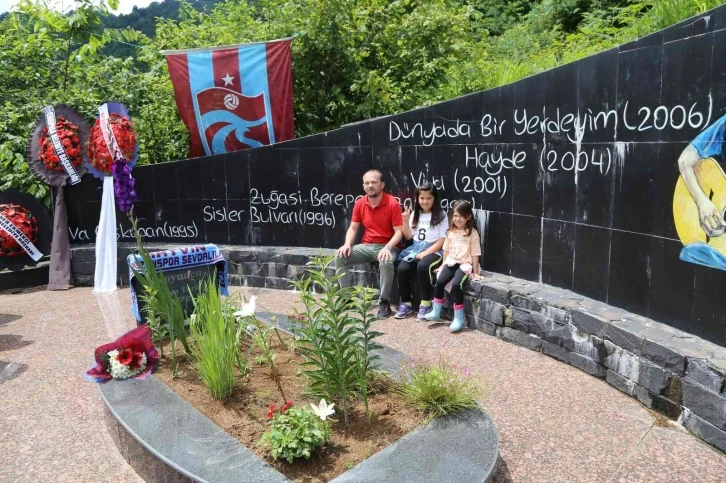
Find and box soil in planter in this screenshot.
[155,334,425,483]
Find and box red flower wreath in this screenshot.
[88,114,136,175]
[38,116,84,172]
[0,204,38,257]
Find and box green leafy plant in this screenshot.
[399,359,481,418]
[257,403,332,463]
[139,285,168,357]
[188,277,239,400]
[249,322,288,402]
[291,255,382,425]
[234,299,288,401]
[128,211,190,377]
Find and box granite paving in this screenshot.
[1,285,725,482]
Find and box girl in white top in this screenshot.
[424,200,481,332]
[394,181,449,320]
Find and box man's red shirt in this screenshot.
[352,192,403,245]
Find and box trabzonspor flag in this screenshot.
[163,38,294,157]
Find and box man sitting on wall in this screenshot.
[335,169,403,318]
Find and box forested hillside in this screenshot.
[1,0,724,204]
[100,0,223,58]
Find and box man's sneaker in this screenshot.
[416,304,433,321]
[394,303,413,319]
[377,300,392,319]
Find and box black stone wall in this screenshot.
[65,6,726,346]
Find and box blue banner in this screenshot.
[128,244,229,321]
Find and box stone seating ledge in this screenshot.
[70,243,726,453]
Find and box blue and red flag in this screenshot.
[163,38,294,157]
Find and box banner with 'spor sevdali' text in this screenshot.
[128,244,229,322]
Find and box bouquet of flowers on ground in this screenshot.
[0,204,39,257]
[38,116,84,172]
[86,325,159,382]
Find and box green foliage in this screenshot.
[448,0,726,96]
[3,0,725,204]
[399,359,481,418]
[291,256,382,425]
[188,277,238,400]
[248,317,289,402]
[100,0,225,59]
[128,211,190,377]
[257,405,332,463]
[139,286,169,357]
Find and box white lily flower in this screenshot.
[233,296,256,319]
[310,399,335,420]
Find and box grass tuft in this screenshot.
[399,359,482,418]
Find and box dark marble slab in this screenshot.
[99,378,289,483]
[330,409,498,483]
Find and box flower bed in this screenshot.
[102,232,498,482]
[154,332,425,482]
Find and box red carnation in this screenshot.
[38,116,84,172]
[115,348,134,366]
[267,404,277,420]
[0,204,39,257]
[281,401,294,413]
[88,113,136,176]
[132,351,145,369]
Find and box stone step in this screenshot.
[0,261,50,292]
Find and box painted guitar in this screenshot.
[673,158,726,255]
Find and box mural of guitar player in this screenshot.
[674,114,726,271]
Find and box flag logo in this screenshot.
[223,93,239,110]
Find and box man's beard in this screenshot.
[367,190,381,198]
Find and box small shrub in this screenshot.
[188,278,238,400]
[139,286,168,357]
[257,405,332,463]
[290,256,381,424]
[400,360,481,418]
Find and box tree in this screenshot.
[0,0,138,203]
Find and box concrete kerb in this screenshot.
[71,243,726,454]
